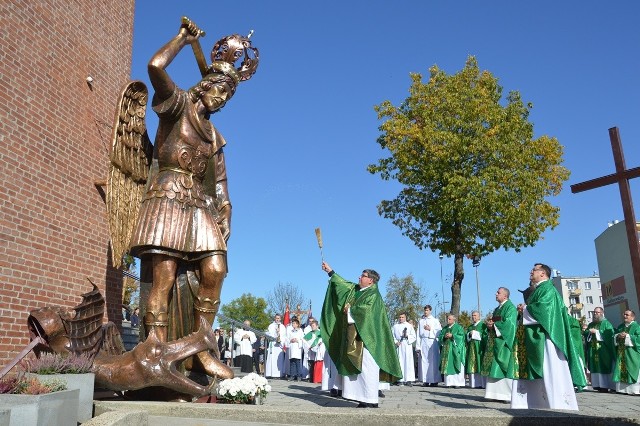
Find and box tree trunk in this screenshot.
[450,252,465,316]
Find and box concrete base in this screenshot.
[90,379,640,426]
[31,372,95,423]
[0,388,79,426]
[0,409,9,426]
[82,410,148,426]
[93,400,640,426]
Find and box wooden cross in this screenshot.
[571,127,640,305]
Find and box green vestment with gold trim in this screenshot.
[583,318,614,374]
[509,279,587,389]
[481,299,517,379]
[465,321,486,374]
[612,321,640,384]
[320,272,402,382]
[439,322,465,375]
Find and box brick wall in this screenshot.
[0,0,135,367]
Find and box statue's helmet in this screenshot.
[209,32,259,84]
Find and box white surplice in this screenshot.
[416,315,442,383]
[265,321,287,378]
[392,321,417,383]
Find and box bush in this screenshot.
[20,353,94,375]
[0,374,67,395]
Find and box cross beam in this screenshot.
[571,127,640,306]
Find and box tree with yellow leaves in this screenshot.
[368,56,569,316]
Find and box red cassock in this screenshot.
[312,360,324,383]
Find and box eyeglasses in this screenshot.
[361,274,370,278]
[531,268,543,272]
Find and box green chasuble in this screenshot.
[583,318,614,374]
[465,321,486,374]
[568,316,586,365]
[320,272,402,382]
[439,322,465,375]
[304,329,322,348]
[513,279,586,389]
[612,321,640,384]
[481,299,517,379]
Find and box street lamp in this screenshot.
[472,255,481,313]
[439,254,445,314]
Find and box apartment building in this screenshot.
[552,274,603,324]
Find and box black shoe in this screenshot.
[378,390,385,398]
[356,402,378,408]
[330,389,339,398]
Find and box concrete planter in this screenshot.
[29,373,95,423]
[0,388,79,426]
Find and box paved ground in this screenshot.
[92,379,640,426]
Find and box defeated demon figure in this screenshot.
[27,283,220,398]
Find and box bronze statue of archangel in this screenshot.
[102,17,259,396]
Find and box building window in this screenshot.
[586,296,593,304]
[584,281,591,290]
[588,311,593,319]
[567,282,577,290]
[569,296,580,304]
[597,281,601,289]
[600,296,603,303]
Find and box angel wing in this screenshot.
[107,81,153,268]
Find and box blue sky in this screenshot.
[131,1,640,321]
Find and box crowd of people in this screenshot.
[275,262,639,410]
[213,313,325,381]
[213,261,640,410]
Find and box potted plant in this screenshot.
[20,352,94,423]
[216,373,271,404]
[0,374,79,426]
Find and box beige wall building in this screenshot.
[594,220,640,326]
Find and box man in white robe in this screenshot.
[265,313,287,379]
[234,320,257,373]
[322,351,342,396]
[392,313,417,385]
[416,305,442,386]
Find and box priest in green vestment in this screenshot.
[439,314,466,387]
[465,310,486,388]
[510,263,586,410]
[320,261,402,407]
[482,286,517,401]
[612,310,640,395]
[584,307,615,391]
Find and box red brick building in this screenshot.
[0,0,135,367]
